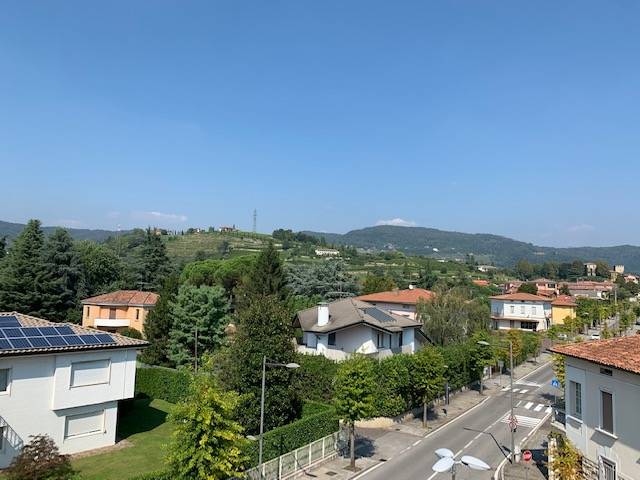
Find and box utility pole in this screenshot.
[253,209,257,233]
[509,341,515,463]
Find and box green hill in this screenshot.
[0,220,127,243]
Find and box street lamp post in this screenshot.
[258,356,300,477]
[478,340,516,463]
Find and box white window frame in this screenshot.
[70,359,112,388]
[0,368,11,396]
[600,456,617,480]
[510,305,515,314]
[599,388,615,436]
[569,380,582,420]
[64,410,106,440]
[531,306,537,316]
[520,304,526,314]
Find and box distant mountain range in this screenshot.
[0,220,125,243]
[304,225,640,272]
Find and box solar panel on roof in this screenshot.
[21,327,43,337]
[0,339,10,350]
[45,336,67,347]
[63,336,84,346]
[95,333,116,344]
[54,326,74,335]
[0,316,21,328]
[38,327,58,336]
[363,307,395,323]
[9,338,30,349]
[28,337,50,348]
[2,328,24,338]
[80,334,100,345]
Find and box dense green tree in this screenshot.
[181,255,256,293]
[286,260,359,300]
[6,434,75,480]
[418,287,490,346]
[515,260,534,280]
[361,274,396,295]
[141,273,180,366]
[239,243,287,301]
[167,284,231,368]
[133,228,171,291]
[411,347,446,428]
[76,241,128,297]
[0,236,6,259]
[559,283,571,295]
[0,220,46,315]
[217,239,231,257]
[38,229,82,322]
[517,282,538,295]
[541,262,559,279]
[467,331,495,394]
[595,261,610,278]
[334,355,377,470]
[417,268,439,289]
[167,358,247,480]
[228,295,301,433]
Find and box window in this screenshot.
[377,332,384,348]
[65,410,105,439]
[328,332,336,346]
[520,305,525,314]
[521,321,537,331]
[600,367,613,377]
[0,425,4,450]
[0,369,9,393]
[71,359,110,387]
[601,390,614,434]
[86,306,90,317]
[109,308,116,319]
[510,305,515,314]
[509,320,515,328]
[402,304,409,309]
[399,331,403,346]
[136,309,140,320]
[601,458,616,480]
[569,381,582,419]
[531,306,537,316]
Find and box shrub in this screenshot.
[120,327,143,339]
[302,400,333,417]
[243,405,339,466]
[438,343,472,391]
[135,366,191,403]
[373,354,414,416]
[6,434,75,480]
[294,353,339,402]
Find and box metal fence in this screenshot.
[245,431,344,480]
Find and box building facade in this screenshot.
[81,290,159,334]
[0,312,146,468]
[356,287,434,320]
[490,293,552,331]
[294,299,425,361]
[551,295,577,325]
[553,337,640,480]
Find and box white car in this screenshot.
[558,333,568,341]
[590,333,601,340]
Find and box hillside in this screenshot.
[303,225,640,272]
[0,220,126,243]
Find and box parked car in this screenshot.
[558,333,568,340]
[590,332,601,340]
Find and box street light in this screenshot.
[432,448,490,479]
[258,356,300,477]
[478,339,516,463]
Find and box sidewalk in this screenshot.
[501,419,550,480]
[304,354,552,480]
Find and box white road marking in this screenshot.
[516,379,541,387]
[546,407,552,414]
[519,389,529,394]
[534,404,544,412]
[512,388,520,393]
[412,440,421,446]
[500,414,542,428]
[516,400,522,407]
[524,402,534,410]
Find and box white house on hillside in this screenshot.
[294,298,426,361]
[0,312,147,468]
[552,336,640,480]
[490,293,551,331]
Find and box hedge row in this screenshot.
[243,405,339,466]
[128,470,172,480]
[135,366,191,404]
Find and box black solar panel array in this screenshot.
[0,316,116,351]
[363,307,396,323]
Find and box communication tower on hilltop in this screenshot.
[252,209,257,233]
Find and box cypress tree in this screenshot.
[37,229,82,322]
[141,273,180,366]
[134,228,171,291]
[0,220,46,315]
[237,242,287,305]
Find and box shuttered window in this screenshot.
[70,359,110,387]
[601,391,614,433]
[65,410,104,438]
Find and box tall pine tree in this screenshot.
[167,284,231,368]
[228,294,301,433]
[38,229,82,322]
[133,228,171,291]
[240,242,287,299]
[0,220,46,315]
[141,273,180,366]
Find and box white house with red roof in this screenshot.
[356,286,434,320]
[0,312,147,467]
[552,336,640,480]
[490,293,552,331]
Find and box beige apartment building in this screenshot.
[81,290,159,335]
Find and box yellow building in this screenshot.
[551,295,577,325]
[81,290,159,335]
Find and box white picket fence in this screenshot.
[245,431,343,480]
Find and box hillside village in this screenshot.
[0,219,639,479]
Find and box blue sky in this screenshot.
[1,1,640,247]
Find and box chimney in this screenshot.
[317,302,329,327]
[408,284,415,290]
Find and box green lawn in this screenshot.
[72,398,173,480]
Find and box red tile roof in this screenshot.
[552,295,577,307]
[472,279,490,287]
[489,293,552,302]
[81,290,159,306]
[357,288,434,305]
[551,336,640,375]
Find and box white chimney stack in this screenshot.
[317,302,329,327]
[408,284,415,290]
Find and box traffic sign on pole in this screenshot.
[523,450,532,462]
[508,414,518,431]
[551,379,561,389]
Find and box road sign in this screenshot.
[523,450,532,462]
[508,415,518,431]
[551,379,561,389]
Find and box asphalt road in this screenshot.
[356,362,556,480]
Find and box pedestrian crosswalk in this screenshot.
[515,379,542,387]
[500,414,543,428]
[501,386,532,393]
